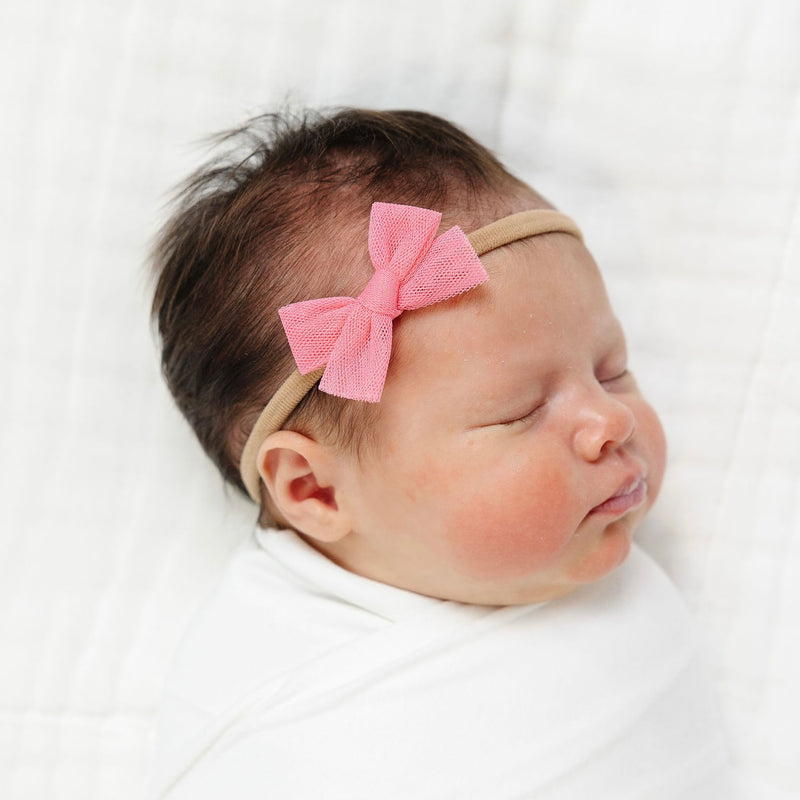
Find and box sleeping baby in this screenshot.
[149,108,740,798]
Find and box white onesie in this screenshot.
[150,529,740,799]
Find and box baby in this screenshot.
[149,109,738,798]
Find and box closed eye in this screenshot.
[497,401,547,427]
[600,368,631,388]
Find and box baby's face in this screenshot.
[325,231,667,605]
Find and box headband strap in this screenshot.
[240,208,582,502]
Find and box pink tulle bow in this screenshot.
[278,202,488,402]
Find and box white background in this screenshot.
[1,1,798,797]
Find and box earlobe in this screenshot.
[256,431,352,542]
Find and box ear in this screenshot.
[256,431,353,543]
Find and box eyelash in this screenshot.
[600,368,630,386]
[501,401,546,427]
[499,366,630,427]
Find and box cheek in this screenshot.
[636,400,668,503]
[441,452,578,580]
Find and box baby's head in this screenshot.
[152,108,666,605]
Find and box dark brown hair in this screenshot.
[151,108,534,522]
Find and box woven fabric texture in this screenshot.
[278,203,487,402]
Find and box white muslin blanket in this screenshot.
[150,530,740,799]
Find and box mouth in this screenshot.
[589,477,647,517]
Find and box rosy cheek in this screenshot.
[442,455,577,580]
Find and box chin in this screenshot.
[569,525,634,585]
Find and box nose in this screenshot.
[572,387,636,462]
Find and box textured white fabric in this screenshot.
[1,1,798,798]
[150,532,739,799]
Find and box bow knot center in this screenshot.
[357,269,402,318]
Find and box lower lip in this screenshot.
[589,479,647,517]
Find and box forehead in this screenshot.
[379,232,621,419]
[399,232,614,359]
[483,233,608,320]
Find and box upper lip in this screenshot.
[608,474,643,499]
[590,471,646,512]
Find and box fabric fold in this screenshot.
[150,531,739,799]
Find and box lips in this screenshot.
[589,477,647,517]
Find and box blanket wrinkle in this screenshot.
[151,531,741,799]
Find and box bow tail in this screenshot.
[279,300,353,374]
[320,312,393,402]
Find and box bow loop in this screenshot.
[368,203,441,280]
[279,202,487,402]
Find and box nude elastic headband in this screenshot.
[240,207,582,502]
